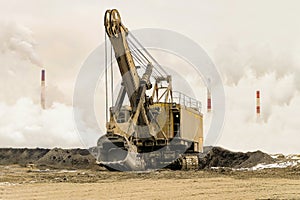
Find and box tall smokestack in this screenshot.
[41,69,46,109]
[207,88,212,112]
[256,90,260,116]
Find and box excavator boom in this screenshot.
[105,9,152,126]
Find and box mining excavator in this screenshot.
[96,9,203,171]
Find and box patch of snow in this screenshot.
[270,155,279,159]
[251,161,298,170]
[58,170,77,173]
[0,182,16,186]
[211,167,221,170]
[233,160,300,171]
[286,154,300,160]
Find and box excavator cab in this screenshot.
[116,106,131,123]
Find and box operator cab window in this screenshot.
[117,110,131,123]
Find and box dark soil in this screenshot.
[0,147,274,170]
[199,147,274,169]
[0,148,100,170]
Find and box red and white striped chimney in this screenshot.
[207,88,212,112]
[41,69,46,109]
[256,90,260,116]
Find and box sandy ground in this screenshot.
[2,178,300,200]
[1,165,300,200]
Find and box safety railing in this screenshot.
[172,91,202,112]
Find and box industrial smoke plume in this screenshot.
[215,43,298,86]
[0,21,69,106]
[214,43,299,122]
[0,21,43,67]
[0,21,85,148]
[213,42,300,154]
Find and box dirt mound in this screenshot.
[0,148,99,170]
[0,147,274,170]
[199,147,274,169]
[36,148,97,169]
[0,148,49,166]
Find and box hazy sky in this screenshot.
[0,0,300,154]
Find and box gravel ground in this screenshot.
[1,165,300,200]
